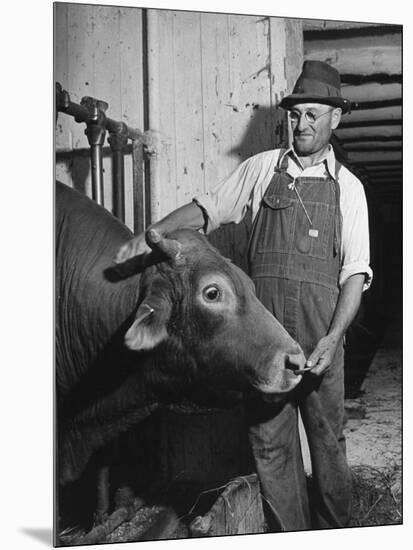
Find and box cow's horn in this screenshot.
[145,228,182,261]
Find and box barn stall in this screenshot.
[54,3,402,544]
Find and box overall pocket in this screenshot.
[256,195,295,254]
[292,200,332,260]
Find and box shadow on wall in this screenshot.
[209,105,289,271]
[227,105,289,163]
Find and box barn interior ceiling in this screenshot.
[302,20,402,205]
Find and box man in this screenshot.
[116,60,372,531]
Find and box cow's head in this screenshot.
[124,228,306,399]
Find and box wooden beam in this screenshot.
[339,118,402,129]
[343,106,401,124]
[335,125,401,140]
[347,150,401,164]
[349,153,401,167]
[362,162,402,170]
[305,47,401,76]
[302,20,398,32]
[352,98,401,110]
[341,82,401,103]
[305,31,401,52]
[339,136,401,144]
[343,141,402,151]
[365,165,402,173]
[340,74,402,85]
[366,174,402,181]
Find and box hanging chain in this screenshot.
[288,180,313,227]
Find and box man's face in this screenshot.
[289,103,342,157]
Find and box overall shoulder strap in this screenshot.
[332,159,343,260]
[275,148,289,172]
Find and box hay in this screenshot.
[349,464,402,527]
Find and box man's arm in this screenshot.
[306,273,365,375]
[115,201,205,263]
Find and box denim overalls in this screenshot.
[246,152,352,530]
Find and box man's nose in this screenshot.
[297,114,309,131]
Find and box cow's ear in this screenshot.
[125,302,169,351]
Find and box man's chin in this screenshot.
[293,142,313,156]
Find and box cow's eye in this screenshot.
[203,285,221,302]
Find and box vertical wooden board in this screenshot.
[119,7,144,230]
[272,17,303,146]
[59,4,96,196]
[67,3,96,152]
[119,7,144,129]
[91,6,122,117]
[268,17,288,148]
[54,3,69,152]
[89,5,122,210]
[268,17,287,101]
[200,13,234,190]
[284,18,304,92]
[148,9,178,220]
[227,14,274,164]
[172,12,205,207]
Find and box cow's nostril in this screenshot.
[285,352,307,374]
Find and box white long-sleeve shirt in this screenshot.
[194,146,373,290]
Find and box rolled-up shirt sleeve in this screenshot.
[194,154,270,233]
[339,171,373,291]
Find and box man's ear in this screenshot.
[125,302,169,351]
[331,107,342,130]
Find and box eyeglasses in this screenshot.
[289,108,333,125]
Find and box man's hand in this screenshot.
[115,232,151,263]
[114,201,207,264]
[306,334,340,376]
[306,274,365,376]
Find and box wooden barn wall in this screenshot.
[54,5,303,247]
[148,11,303,220]
[54,2,145,230]
[147,11,303,268]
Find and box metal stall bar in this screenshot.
[56,82,146,141]
[108,122,128,222]
[56,82,155,228]
[132,138,145,234]
[81,96,107,206]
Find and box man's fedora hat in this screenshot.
[280,60,351,114]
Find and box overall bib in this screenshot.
[246,154,352,530]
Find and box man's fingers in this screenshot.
[306,347,323,368]
[114,237,150,264]
[310,356,330,376]
[114,243,129,263]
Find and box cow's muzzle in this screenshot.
[255,349,307,396]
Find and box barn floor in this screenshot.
[345,345,401,473]
[345,305,401,460]
[345,315,402,525]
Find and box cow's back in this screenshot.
[56,182,139,395]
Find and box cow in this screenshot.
[55,181,306,530]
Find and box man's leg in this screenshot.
[247,396,312,531]
[299,346,352,528]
